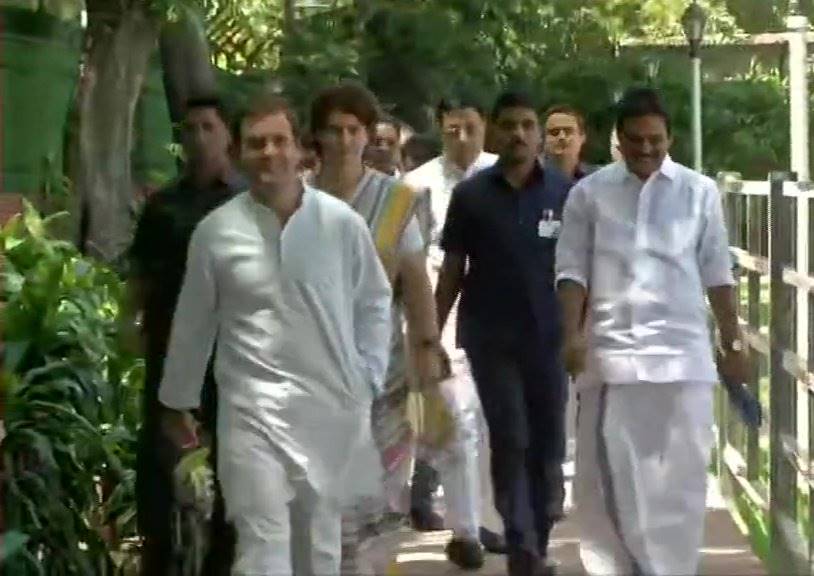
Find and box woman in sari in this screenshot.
[309,82,450,575]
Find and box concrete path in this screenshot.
[376,470,765,575]
[375,393,766,576]
[379,504,765,575]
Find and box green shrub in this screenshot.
[1,202,143,574]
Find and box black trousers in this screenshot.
[410,459,440,514]
[136,421,176,576]
[136,366,234,575]
[465,339,567,559]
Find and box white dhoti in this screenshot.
[574,380,714,576]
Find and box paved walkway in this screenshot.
[377,504,764,575]
[371,390,766,576]
[372,468,766,575]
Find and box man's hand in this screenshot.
[562,331,588,377]
[161,409,199,450]
[437,345,453,381]
[413,344,444,390]
[717,347,750,386]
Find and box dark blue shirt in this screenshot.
[130,171,246,429]
[441,160,572,349]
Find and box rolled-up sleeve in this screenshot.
[158,224,218,410]
[351,218,393,395]
[556,183,592,289]
[698,181,736,288]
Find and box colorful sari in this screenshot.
[348,169,420,486]
[311,169,420,575]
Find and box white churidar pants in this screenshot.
[219,417,343,576]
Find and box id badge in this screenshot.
[538,219,561,238]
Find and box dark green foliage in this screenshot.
[1,203,143,574]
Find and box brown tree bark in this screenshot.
[159,3,216,126]
[78,3,158,263]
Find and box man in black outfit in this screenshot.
[130,96,245,575]
[435,92,571,576]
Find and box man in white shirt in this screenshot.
[404,96,505,556]
[542,105,593,184]
[158,92,393,576]
[406,97,497,262]
[556,88,748,576]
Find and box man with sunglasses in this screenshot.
[405,95,505,562]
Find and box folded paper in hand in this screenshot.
[408,388,456,449]
[721,377,763,429]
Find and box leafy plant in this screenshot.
[1,202,143,574]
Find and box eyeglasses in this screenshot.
[442,124,480,138]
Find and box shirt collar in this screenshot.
[659,155,678,180]
[489,157,546,187]
[179,168,246,193]
[541,156,590,182]
[620,154,677,183]
[248,181,311,216]
[441,151,492,180]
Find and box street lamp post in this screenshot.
[682,1,706,173]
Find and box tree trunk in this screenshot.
[159,3,216,126]
[283,0,296,36]
[78,6,158,263]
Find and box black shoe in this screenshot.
[446,537,485,570]
[480,526,508,554]
[410,508,444,532]
[539,557,558,576]
[508,548,546,576]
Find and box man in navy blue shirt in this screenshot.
[435,92,571,576]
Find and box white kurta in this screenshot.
[555,157,735,576]
[405,151,497,266]
[158,186,393,503]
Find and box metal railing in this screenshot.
[718,172,814,575]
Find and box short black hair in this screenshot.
[491,91,538,121]
[236,90,301,142]
[184,95,229,126]
[310,81,380,134]
[436,93,486,124]
[544,104,587,133]
[614,87,672,135]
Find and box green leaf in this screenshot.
[20,201,45,241]
[3,341,30,373]
[0,530,30,564]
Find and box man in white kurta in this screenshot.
[158,99,392,576]
[555,88,747,576]
[404,98,502,553]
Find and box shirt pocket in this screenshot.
[646,217,696,259]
